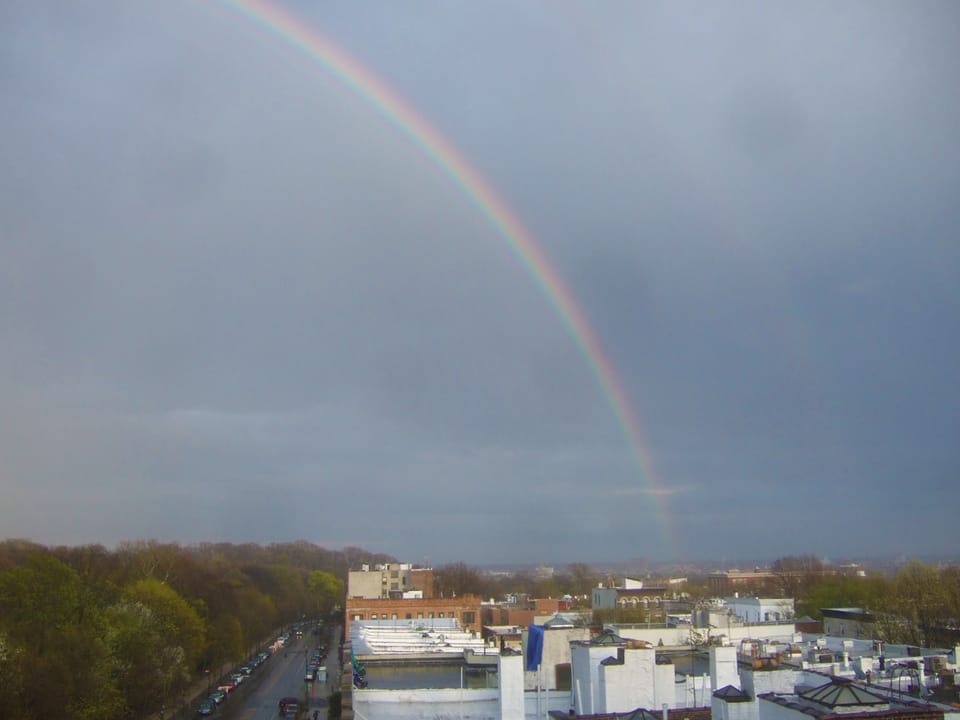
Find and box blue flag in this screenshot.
[525,624,544,671]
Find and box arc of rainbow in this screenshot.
[217,0,676,556]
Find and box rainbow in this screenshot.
[216,0,676,556]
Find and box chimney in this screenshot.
[498,652,525,720]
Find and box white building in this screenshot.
[521,620,591,690]
[352,652,570,720]
[726,598,795,625]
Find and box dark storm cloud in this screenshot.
[1,0,957,562]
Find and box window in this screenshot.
[392,613,398,620]
[417,612,424,619]
[463,612,476,625]
[428,612,434,619]
[371,614,377,620]
[353,614,363,621]
[405,613,412,620]
[439,612,445,618]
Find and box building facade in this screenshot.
[344,595,483,639]
[347,563,436,600]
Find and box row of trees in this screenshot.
[0,539,386,720]
[797,560,960,647]
[433,561,600,601]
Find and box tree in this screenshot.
[771,554,824,598]
[567,563,599,599]
[207,614,245,673]
[124,578,207,670]
[593,605,648,626]
[435,562,485,598]
[309,571,344,617]
[0,633,26,720]
[887,561,950,647]
[0,555,120,720]
[104,600,174,718]
[797,575,889,620]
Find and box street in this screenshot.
[220,624,342,720]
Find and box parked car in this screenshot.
[197,699,215,716]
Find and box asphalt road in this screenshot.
[219,626,341,720]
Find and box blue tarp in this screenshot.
[525,624,544,671]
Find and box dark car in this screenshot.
[278,696,299,715]
[197,699,215,716]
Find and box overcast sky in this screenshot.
[2,1,958,565]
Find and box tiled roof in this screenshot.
[713,685,751,703]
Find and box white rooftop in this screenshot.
[351,620,497,656]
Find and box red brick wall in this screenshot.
[345,595,482,639]
[536,598,562,613]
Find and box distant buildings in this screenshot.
[338,560,956,720]
[708,571,779,596]
[707,565,864,596]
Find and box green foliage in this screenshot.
[0,540,386,720]
[592,606,649,626]
[0,633,26,720]
[797,575,889,619]
[309,570,344,615]
[793,560,960,647]
[0,554,121,720]
[124,578,207,668]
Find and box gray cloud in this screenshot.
[1,0,957,563]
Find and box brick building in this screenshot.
[708,571,779,595]
[482,597,567,628]
[344,595,483,639]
